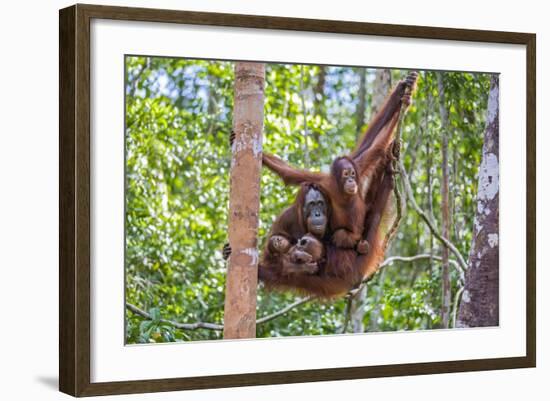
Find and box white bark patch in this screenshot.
[252,136,262,157]
[231,123,263,158]
[477,202,484,214]
[487,84,499,126]
[240,248,259,266]
[478,153,499,202]
[462,290,471,303]
[488,233,499,248]
[474,218,482,234]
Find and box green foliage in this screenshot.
[125,57,234,342]
[125,56,491,343]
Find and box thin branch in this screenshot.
[384,71,467,271]
[398,158,469,271]
[339,296,354,334]
[384,102,406,247]
[256,296,314,324]
[127,250,462,334]
[126,296,313,332]
[385,71,416,247]
[358,252,464,298]
[452,286,465,328]
[381,254,464,282]
[126,302,224,331]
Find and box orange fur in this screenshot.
[262,73,416,252]
[258,72,418,298]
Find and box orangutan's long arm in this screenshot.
[351,71,418,159]
[262,152,327,186]
[353,112,400,181]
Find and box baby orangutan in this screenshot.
[223,183,328,276]
[279,233,326,275]
[258,184,329,276]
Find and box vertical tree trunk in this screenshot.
[206,74,218,137]
[457,75,499,327]
[313,66,326,145]
[350,68,391,333]
[313,66,326,113]
[299,65,310,167]
[452,146,460,241]
[223,62,265,339]
[371,69,391,116]
[426,141,434,270]
[436,72,451,329]
[424,88,435,279]
[355,68,367,138]
[349,289,366,333]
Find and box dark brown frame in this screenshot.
[59,3,536,397]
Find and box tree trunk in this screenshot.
[206,74,218,137]
[313,66,326,146]
[436,72,451,329]
[355,68,367,138]
[223,62,265,339]
[457,75,499,328]
[371,69,391,116]
[349,285,367,333]
[299,65,310,167]
[350,68,391,333]
[427,140,435,272]
[314,66,326,113]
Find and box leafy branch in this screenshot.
[397,157,469,271]
[126,303,224,331]
[126,251,460,334]
[126,296,313,332]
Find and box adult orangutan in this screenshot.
[223,159,397,298]
[259,156,397,299]
[223,183,330,275]
[262,71,417,254]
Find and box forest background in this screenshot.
[124,57,492,343]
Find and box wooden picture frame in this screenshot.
[59,3,536,397]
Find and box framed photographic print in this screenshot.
[59,3,536,397]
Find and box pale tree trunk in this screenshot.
[223,62,265,339]
[436,72,451,329]
[371,69,391,116]
[349,288,366,333]
[313,66,326,146]
[206,74,218,137]
[427,141,435,271]
[299,66,310,167]
[350,68,391,333]
[355,68,367,138]
[457,75,499,328]
[314,66,326,114]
